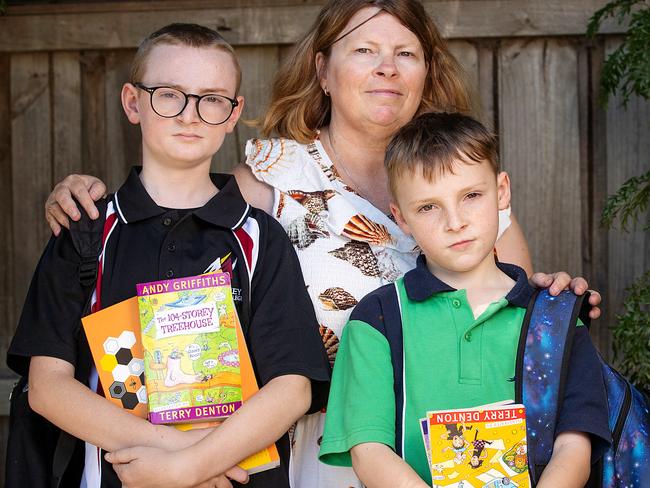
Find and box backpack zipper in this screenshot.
[611,380,632,451]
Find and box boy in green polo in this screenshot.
[319,113,610,487]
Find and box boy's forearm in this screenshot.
[182,374,312,484]
[351,442,429,488]
[29,356,188,452]
[537,431,591,488]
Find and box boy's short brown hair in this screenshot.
[385,112,499,196]
[130,23,242,94]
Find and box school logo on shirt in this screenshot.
[203,252,242,302]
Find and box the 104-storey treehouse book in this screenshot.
[83,270,280,473]
[136,272,243,424]
[423,402,531,488]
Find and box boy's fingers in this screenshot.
[45,208,64,236]
[88,178,108,201]
[587,289,602,306]
[569,277,588,295]
[225,465,249,483]
[68,177,100,219]
[549,271,571,295]
[105,447,138,464]
[588,306,602,320]
[51,184,81,221]
[529,272,553,289]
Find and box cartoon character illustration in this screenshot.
[501,440,528,475]
[164,348,201,387]
[514,444,527,470]
[469,429,493,469]
[442,423,472,464]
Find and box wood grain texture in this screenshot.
[0,54,14,363]
[212,45,280,173]
[10,53,52,314]
[0,1,626,52]
[81,52,108,186]
[52,51,82,183]
[499,39,583,275]
[105,49,139,188]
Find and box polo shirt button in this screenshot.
[167,243,176,252]
[464,331,472,341]
[163,217,172,226]
[166,269,174,278]
[452,299,461,308]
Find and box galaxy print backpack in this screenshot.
[518,289,650,487]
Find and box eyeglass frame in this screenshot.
[133,82,239,126]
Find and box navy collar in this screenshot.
[113,167,250,229]
[403,254,535,308]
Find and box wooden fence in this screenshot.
[0,0,648,481]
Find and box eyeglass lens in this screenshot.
[151,88,234,125]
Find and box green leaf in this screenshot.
[601,171,650,231]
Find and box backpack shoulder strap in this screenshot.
[515,289,589,483]
[68,198,109,289]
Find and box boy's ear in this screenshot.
[121,83,141,125]
[496,171,511,210]
[223,96,245,134]
[389,201,411,236]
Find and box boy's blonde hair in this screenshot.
[130,23,242,94]
[385,112,499,196]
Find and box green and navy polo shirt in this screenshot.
[319,255,610,484]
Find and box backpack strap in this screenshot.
[52,198,109,488]
[515,289,590,483]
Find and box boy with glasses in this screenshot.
[8,23,330,488]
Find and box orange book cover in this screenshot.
[82,296,280,473]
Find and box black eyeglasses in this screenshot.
[134,83,239,125]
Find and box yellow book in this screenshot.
[426,402,530,488]
[82,292,280,473]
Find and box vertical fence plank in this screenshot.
[105,49,140,188]
[0,54,14,361]
[213,45,280,173]
[11,53,52,315]
[81,51,108,184]
[52,51,82,183]
[447,40,480,117]
[477,42,497,131]
[603,39,650,356]
[499,39,582,275]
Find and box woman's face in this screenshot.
[317,8,427,134]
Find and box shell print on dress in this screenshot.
[342,214,393,245]
[318,287,358,311]
[249,138,291,174]
[329,241,381,277]
[319,324,340,366]
[287,189,336,214]
[287,213,330,249]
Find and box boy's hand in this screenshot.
[45,174,106,236]
[106,446,249,488]
[530,272,602,319]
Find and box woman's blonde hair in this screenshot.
[259,0,472,143]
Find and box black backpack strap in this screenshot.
[52,198,108,488]
[68,198,108,290]
[515,289,589,483]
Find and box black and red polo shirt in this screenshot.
[8,167,331,488]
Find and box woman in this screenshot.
[45,1,600,486]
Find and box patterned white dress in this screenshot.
[244,137,511,488]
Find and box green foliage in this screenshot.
[587,0,650,107]
[601,170,650,231]
[612,271,650,393]
[0,0,6,15]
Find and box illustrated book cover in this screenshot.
[425,402,530,488]
[136,272,242,424]
[82,274,279,473]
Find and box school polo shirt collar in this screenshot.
[403,254,534,307]
[114,166,250,229]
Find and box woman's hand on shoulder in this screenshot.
[45,174,107,236]
[231,162,274,215]
[529,272,602,320]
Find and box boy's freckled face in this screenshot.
[130,44,242,168]
[390,160,510,276]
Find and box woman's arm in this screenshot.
[351,443,429,488]
[44,163,273,233]
[497,213,602,319]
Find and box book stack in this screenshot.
[82,271,279,474]
[421,402,531,488]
